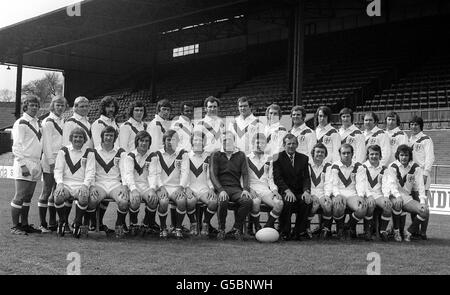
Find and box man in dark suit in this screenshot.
[273,133,312,240]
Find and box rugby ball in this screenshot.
[255,227,279,243]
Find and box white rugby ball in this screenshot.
[255,227,279,243]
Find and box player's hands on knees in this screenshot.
[79,185,89,199]
[365,196,375,208]
[357,196,367,209]
[218,191,229,202]
[90,187,99,200]
[382,197,392,209]
[391,196,403,210]
[131,189,140,200]
[241,190,251,199]
[159,186,169,200]
[185,187,195,200]
[148,189,158,203]
[20,165,31,177]
[302,191,312,204]
[119,185,130,199]
[250,189,258,199]
[54,183,65,198]
[322,196,332,207]
[333,195,345,208]
[284,190,296,202]
[207,189,217,200]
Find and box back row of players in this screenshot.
[10,94,434,241]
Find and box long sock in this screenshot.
[380,215,390,231]
[408,216,421,234]
[48,203,57,227]
[392,210,401,230]
[335,216,345,231]
[98,202,108,225]
[176,209,186,229]
[251,214,261,229]
[158,211,168,228]
[21,203,30,226]
[74,202,86,226]
[170,207,177,227]
[56,205,66,223]
[265,211,278,228]
[203,208,215,224]
[400,213,407,232]
[11,202,22,227]
[38,203,48,227]
[116,209,127,226]
[347,213,360,229]
[187,209,196,223]
[129,208,139,225]
[322,215,332,230]
[64,202,72,224]
[143,207,151,226]
[85,210,95,226]
[148,208,157,225]
[420,217,429,234]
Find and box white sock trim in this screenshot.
[206,208,216,214]
[417,215,426,221]
[157,210,169,217]
[22,202,30,207]
[270,211,279,219]
[250,212,260,218]
[381,215,391,221]
[10,202,22,209]
[176,208,186,214]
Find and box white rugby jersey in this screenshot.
[196,115,225,154]
[119,117,147,152]
[188,151,214,194]
[87,146,127,186]
[364,126,391,167]
[12,112,42,165]
[309,161,332,199]
[409,131,435,177]
[228,114,263,155]
[362,161,389,199]
[124,149,156,192]
[386,127,409,165]
[54,145,92,188]
[247,152,277,193]
[265,122,287,156]
[91,115,119,149]
[290,123,316,163]
[331,160,366,198]
[316,124,340,164]
[171,116,194,152]
[41,112,64,167]
[339,124,366,163]
[147,114,172,153]
[154,148,189,190]
[63,112,93,149]
[385,160,426,202]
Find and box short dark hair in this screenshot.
[162,129,178,144]
[100,96,119,117]
[395,144,413,161]
[22,95,40,112]
[364,112,379,124]
[385,111,401,127]
[291,105,306,119]
[311,142,328,158]
[101,125,118,143]
[282,133,298,145]
[181,102,194,112]
[367,144,382,159]
[237,96,251,108]
[156,99,172,113]
[191,130,207,146]
[409,115,424,131]
[339,143,354,155]
[339,108,354,123]
[69,127,87,144]
[128,101,147,120]
[134,130,151,148]
[314,106,332,127]
[204,96,220,108]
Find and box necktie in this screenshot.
[290,154,295,167]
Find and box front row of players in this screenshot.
[52,125,429,241]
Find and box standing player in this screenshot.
[307,143,333,239]
[247,133,284,234]
[363,112,391,167]
[171,103,195,152]
[63,96,92,149]
[196,96,225,154]
[409,115,434,239]
[38,95,67,233]
[290,105,316,163]
[153,130,191,239]
[264,104,287,157]
[91,96,120,148]
[10,95,43,235]
[338,108,365,163]
[53,128,92,238]
[362,145,392,241]
[119,101,148,152]
[331,144,368,240]
[210,131,252,240]
[385,112,408,165]
[385,144,430,242]
[124,131,159,236]
[86,126,129,238]
[148,99,172,153]
[185,131,218,237]
[229,97,262,155]
[315,106,340,164]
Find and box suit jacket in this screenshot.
[273,151,311,195]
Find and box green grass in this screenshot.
[0,178,449,275]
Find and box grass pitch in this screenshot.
[0,178,449,275]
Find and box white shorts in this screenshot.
[96,181,122,195]
[311,188,325,199]
[192,187,210,198]
[13,158,42,182]
[63,183,83,198]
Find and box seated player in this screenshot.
[153,130,191,239]
[124,131,159,236]
[247,133,284,234]
[331,143,368,240]
[53,128,92,238]
[307,143,333,239]
[385,144,430,242]
[210,131,252,240]
[86,126,129,238]
[185,131,218,237]
[362,145,392,241]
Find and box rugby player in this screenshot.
[315,106,340,164]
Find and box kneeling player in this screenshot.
[331,144,368,240]
[154,130,192,239]
[247,133,283,234]
[362,145,392,241]
[124,131,159,236]
[86,126,129,238]
[53,128,92,238]
[185,131,218,237]
[385,144,429,242]
[308,143,333,239]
